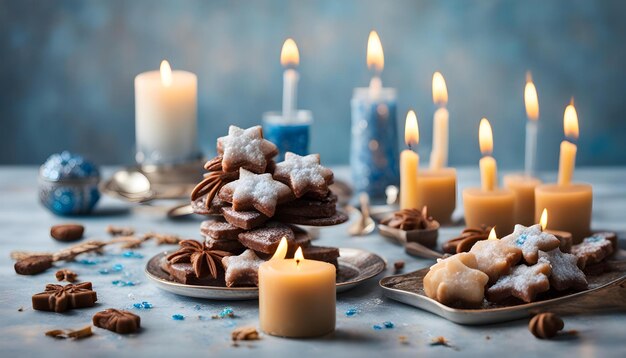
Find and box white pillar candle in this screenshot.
[281,39,300,121]
[400,110,419,209]
[524,72,539,177]
[134,60,198,164]
[430,72,449,169]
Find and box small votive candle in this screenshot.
[416,168,457,224]
[535,183,592,243]
[463,188,515,235]
[503,174,542,226]
[259,246,335,338]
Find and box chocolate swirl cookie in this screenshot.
[381,207,436,231]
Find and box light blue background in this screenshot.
[1,0,625,168]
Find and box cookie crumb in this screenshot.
[45,326,93,340]
[398,335,409,345]
[107,225,135,237]
[485,335,491,340]
[394,261,405,273]
[232,326,260,342]
[18,307,24,312]
[55,269,78,283]
[430,336,455,349]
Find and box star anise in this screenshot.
[166,240,230,279]
[190,156,238,210]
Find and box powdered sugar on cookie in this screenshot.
[501,224,560,264]
[219,169,292,217]
[274,152,334,198]
[217,126,278,173]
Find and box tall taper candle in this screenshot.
[524,72,539,177]
[558,100,579,185]
[400,110,419,209]
[430,72,449,169]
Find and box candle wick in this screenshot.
[296,259,301,266]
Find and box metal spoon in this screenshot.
[348,193,376,236]
[109,170,155,203]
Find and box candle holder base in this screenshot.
[262,110,312,162]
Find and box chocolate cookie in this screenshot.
[200,220,243,241]
[277,194,337,218]
[163,260,225,286]
[539,249,588,291]
[14,255,53,275]
[222,249,265,287]
[275,211,349,227]
[93,309,141,334]
[203,236,246,253]
[32,282,97,312]
[571,233,616,268]
[302,246,340,268]
[221,207,269,230]
[237,222,295,254]
[273,152,333,198]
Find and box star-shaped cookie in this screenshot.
[501,224,560,264]
[222,249,265,287]
[486,261,552,303]
[423,253,489,307]
[571,234,616,268]
[469,239,522,283]
[218,169,293,217]
[539,249,588,291]
[217,126,278,174]
[273,152,334,198]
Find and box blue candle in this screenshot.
[263,111,312,161]
[350,87,399,198]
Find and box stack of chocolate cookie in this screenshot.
[164,125,348,288]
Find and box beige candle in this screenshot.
[535,101,591,243]
[535,184,592,243]
[135,60,198,164]
[416,168,456,224]
[504,174,542,226]
[430,72,449,169]
[539,208,573,252]
[259,242,335,338]
[463,118,515,235]
[400,111,420,209]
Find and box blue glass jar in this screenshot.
[38,151,101,215]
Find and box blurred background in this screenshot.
[1,0,625,168]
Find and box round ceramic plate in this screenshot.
[145,248,386,300]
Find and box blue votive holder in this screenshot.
[262,110,312,162]
[350,87,399,198]
[38,151,101,215]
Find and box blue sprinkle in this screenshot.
[79,258,98,265]
[516,234,528,246]
[112,263,124,272]
[133,301,153,309]
[373,325,383,330]
[219,307,235,318]
[172,314,185,321]
[122,251,144,259]
[588,235,602,242]
[383,321,395,329]
[194,304,202,311]
[133,303,142,309]
[98,268,110,274]
[345,308,358,317]
[112,280,137,287]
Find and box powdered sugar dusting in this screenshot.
[222,169,291,216]
[217,126,277,173]
[222,249,265,287]
[274,152,333,197]
[502,224,560,264]
[539,249,588,291]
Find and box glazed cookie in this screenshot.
[571,233,616,269]
[486,261,552,303]
[501,224,560,264]
[217,125,278,173]
[219,169,293,217]
[469,239,522,283]
[423,253,489,307]
[222,249,265,287]
[538,249,588,291]
[273,152,334,198]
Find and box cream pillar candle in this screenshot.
[503,174,542,226]
[430,72,449,169]
[536,101,591,243]
[400,110,419,209]
[463,118,515,235]
[135,60,198,164]
[416,168,456,224]
[535,184,592,243]
[259,244,336,338]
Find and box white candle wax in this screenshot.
[430,107,449,169]
[558,140,577,186]
[282,68,299,121]
[134,63,197,164]
[524,120,538,177]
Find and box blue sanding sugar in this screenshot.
[122,251,144,259]
[219,307,235,318]
[112,263,124,271]
[373,325,383,330]
[172,314,185,321]
[383,321,395,329]
[345,308,358,317]
[133,301,153,309]
[112,280,137,287]
[98,268,110,274]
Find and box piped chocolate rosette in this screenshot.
[168,125,348,288]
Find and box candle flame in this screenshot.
[479,118,493,156]
[294,247,304,266]
[160,60,173,87]
[488,227,498,240]
[563,100,579,140]
[432,72,448,106]
[270,236,289,261]
[540,208,548,231]
[404,110,419,147]
[367,30,384,73]
[280,38,300,67]
[524,72,539,121]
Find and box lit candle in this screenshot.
[350,30,399,197]
[535,100,592,242]
[558,100,579,186]
[463,118,515,235]
[400,110,419,209]
[281,38,300,121]
[539,208,573,253]
[524,72,539,177]
[479,118,497,191]
[134,60,198,164]
[259,238,336,338]
[430,72,449,169]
